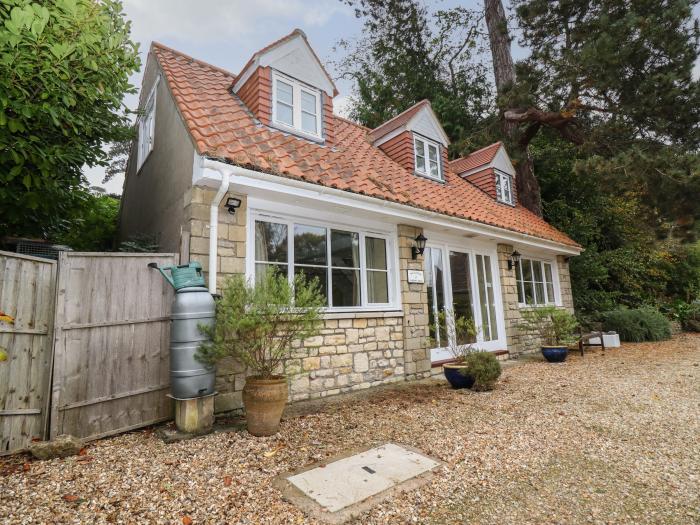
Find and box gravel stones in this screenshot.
[2,334,699,524]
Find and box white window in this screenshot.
[495,171,515,205]
[516,258,557,306]
[137,81,157,171]
[272,71,322,140]
[413,135,442,180]
[253,217,395,309]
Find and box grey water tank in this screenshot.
[169,286,216,399]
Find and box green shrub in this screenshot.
[679,302,700,332]
[462,352,502,391]
[601,307,672,342]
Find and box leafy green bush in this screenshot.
[678,302,700,332]
[197,271,325,379]
[461,352,502,392]
[601,308,672,342]
[517,306,579,346]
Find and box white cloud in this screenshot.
[123,0,348,47]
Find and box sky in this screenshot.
[87,0,700,195]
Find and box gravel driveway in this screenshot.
[2,334,699,524]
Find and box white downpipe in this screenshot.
[202,159,232,292]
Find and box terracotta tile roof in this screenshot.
[152,43,579,249]
[231,29,338,96]
[367,100,431,143]
[450,142,503,174]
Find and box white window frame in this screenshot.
[515,256,561,307]
[137,78,159,172]
[413,134,443,181]
[249,211,400,312]
[271,70,323,142]
[495,170,515,205]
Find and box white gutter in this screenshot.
[201,158,233,292]
[194,156,582,256]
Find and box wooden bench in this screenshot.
[578,330,606,356]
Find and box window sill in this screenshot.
[517,303,561,309]
[321,309,404,320]
[413,171,445,183]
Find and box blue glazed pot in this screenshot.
[541,346,568,363]
[443,364,476,389]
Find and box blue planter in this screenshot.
[541,346,568,363]
[443,364,476,389]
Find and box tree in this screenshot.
[338,0,495,156]
[484,0,541,215]
[55,192,120,251]
[0,0,140,239]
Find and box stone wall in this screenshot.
[497,243,576,355]
[397,225,432,380]
[185,187,247,293]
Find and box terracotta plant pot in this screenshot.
[242,376,288,436]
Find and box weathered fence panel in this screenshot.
[50,252,177,440]
[0,251,56,455]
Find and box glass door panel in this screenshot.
[425,247,447,349]
[448,251,476,345]
[475,254,498,342]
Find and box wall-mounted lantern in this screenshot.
[225,197,242,215]
[508,250,521,271]
[412,233,427,260]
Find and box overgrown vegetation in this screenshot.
[197,271,325,379]
[341,0,700,319]
[54,193,119,251]
[0,0,139,240]
[601,308,672,342]
[461,351,502,391]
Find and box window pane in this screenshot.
[483,255,498,341]
[516,268,525,304]
[365,237,387,270]
[495,174,503,201]
[331,269,361,306]
[301,90,316,114]
[276,80,293,104]
[294,224,326,265]
[416,154,426,172]
[331,230,360,268]
[301,111,317,133]
[476,255,490,340]
[535,281,545,305]
[449,251,475,345]
[255,221,287,262]
[533,261,543,283]
[544,263,555,303]
[428,144,438,161]
[521,259,533,282]
[255,263,287,283]
[295,266,328,304]
[367,270,389,303]
[276,102,293,126]
[524,280,535,305]
[415,140,426,172]
[429,160,439,178]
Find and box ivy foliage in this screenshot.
[0,0,140,238]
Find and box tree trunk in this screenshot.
[484,0,542,216]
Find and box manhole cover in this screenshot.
[279,443,441,522]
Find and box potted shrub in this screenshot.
[518,306,578,362]
[198,271,324,436]
[440,310,475,388]
[461,351,502,391]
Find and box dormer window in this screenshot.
[414,135,442,180]
[272,71,322,140]
[495,171,514,205]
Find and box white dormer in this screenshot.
[369,100,449,181]
[450,142,517,205]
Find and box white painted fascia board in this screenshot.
[192,155,582,255]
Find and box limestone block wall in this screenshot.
[397,225,432,380]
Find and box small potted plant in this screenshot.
[441,310,477,388]
[518,306,578,362]
[198,271,324,436]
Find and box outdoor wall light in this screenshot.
[411,233,427,260]
[225,197,242,215]
[508,250,521,271]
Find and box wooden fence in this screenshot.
[0,251,177,454]
[0,251,56,454]
[50,252,176,440]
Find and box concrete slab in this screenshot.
[278,443,441,523]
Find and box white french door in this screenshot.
[425,243,506,361]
